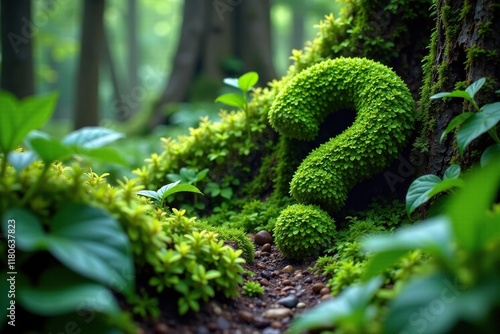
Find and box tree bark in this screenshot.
[418,0,500,177]
[0,0,34,98]
[74,0,105,129]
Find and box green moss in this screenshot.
[274,204,337,260]
[269,57,416,213]
[478,21,493,37]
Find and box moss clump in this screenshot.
[274,204,337,260]
[269,57,416,213]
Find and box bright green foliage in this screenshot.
[137,180,203,207]
[242,281,265,297]
[273,204,337,260]
[150,209,246,315]
[269,57,416,213]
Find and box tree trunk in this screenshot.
[74,0,105,129]
[148,0,277,129]
[148,0,210,129]
[417,0,500,177]
[102,27,123,120]
[127,0,139,96]
[0,0,34,98]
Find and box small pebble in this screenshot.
[264,308,293,319]
[320,287,331,296]
[293,273,303,280]
[196,325,210,334]
[304,277,313,284]
[297,302,306,309]
[257,262,267,269]
[277,295,299,308]
[262,328,281,334]
[238,310,254,323]
[254,230,273,245]
[254,250,262,258]
[312,282,325,294]
[281,279,292,286]
[282,265,294,273]
[212,304,222,315]
[254,316,271,328]
[216,316,230,330]
[272,270,280,277]
[261,270,272,279]
[260,278,269,286]
[321,294,332,301]
[271,321,283,328]
[154,323,169,334]
[261,243,272,252]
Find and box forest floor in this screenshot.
[138,231,330,334]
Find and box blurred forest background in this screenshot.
[0,0,342,139]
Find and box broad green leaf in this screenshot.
[29,137,72,163]
[62,127,124,149]
[363,217,453,278]
[465,77,485,98]
[0,91,58,154]
[430,90,471,101]
[440,112,474,142]
[443,164,461,180]
[19,267,119,316]
[77,147,128,165]
[478,212,500,248]
[136,190,161,203]
[428,178,464,198]
[223,77,239,89]
[385,273,500,334]
[220,187,233,199]
[2,208,47,250]
[215,93,246,109]
[289,277,383,334]
[448,157,500,251]
[157,181,203,201]
[7,151,37,172]
[481,143,500,166]
[47,204,134,293]
[237,71,259,91]
[457,102,500,155]
[406,174,442,215]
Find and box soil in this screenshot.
[138,232,330,334]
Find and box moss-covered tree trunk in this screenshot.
[417,0,500,177]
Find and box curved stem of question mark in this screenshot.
[269,57,416,213]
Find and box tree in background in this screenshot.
[0,0,34,98]
[148,0,276,129]
[74,0,105,129]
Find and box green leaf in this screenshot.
[384,273,500,334]
[157,180,203,202]
[481,143,500,166]
[2,208,47,250]
[443,164,461,180]
[406,174,442,215]
[289,277,383,334]
[220,187,233,199]
[29,137,72,163]
[430,90,471,101]
[78,147,128,165]
[223,77,239,89]
[428,178,464,198]
[62,127,124,149]
[0,91,58,154]
[465,77,485,98]
[362,217,453,279]
[457,102,500,155]
[215,93,246,109]
[237,71,259,91]
[19,267,119,316]
[448,157,500,251]
[440,112,474,142]
[7,151,37,172]
[47,204,134,293]
[136,190,161,203]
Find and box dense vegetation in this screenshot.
[1,0,499,333]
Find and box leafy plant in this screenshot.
[432,78,500,156]
[167,167,209,185]
[215,71,259,137]
[242,281,264,297]
[406,78,500,216]
[137,180,203,207]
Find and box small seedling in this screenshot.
[137,180,203,207]
[242,280,264,297]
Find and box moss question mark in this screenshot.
[269,57,416,259]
